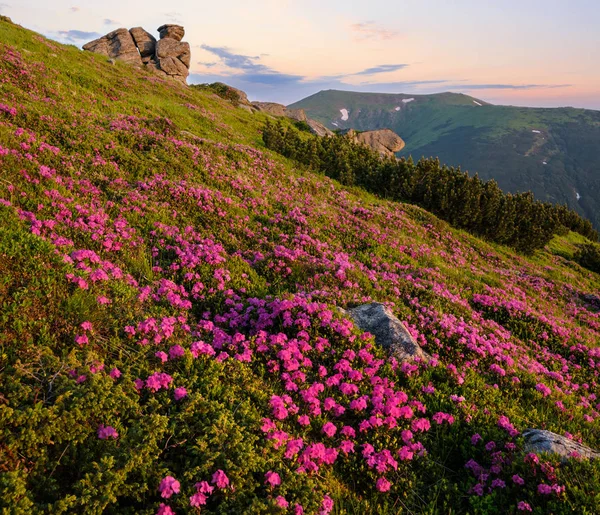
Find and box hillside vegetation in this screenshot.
[0,18,599,514]
[290,90,600,229]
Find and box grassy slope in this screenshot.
[290,90,600,228]
[0,19,599,514]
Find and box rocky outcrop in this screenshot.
[129,27,156,63]
[252,101,333,137]
[341,302,429,361]
[158,24,185,41]
[252,102,288,118]
[523,429,600,460]
[306,118,333,138]
[83,24,190,83]
[342,129,405,158]
[83,28,142,66]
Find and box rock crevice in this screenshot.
[83,24,190,83]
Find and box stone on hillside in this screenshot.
[155,38,191,68]
[306,118,333,137]
[0,15,12,24]
[83,28,142,66]
[343,302,429,361]
[343,128,405,158]
[285,108,308,122]
[129,27,156,61]
[523,429,600,460]
[84,23,191,84]
[252,102,288,117]
[158,24,185,41]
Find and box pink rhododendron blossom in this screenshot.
[517,501,532,512]
[173,387,187,401]
[156,504,174,515]
[264,471,281,487]
[211,469,229,489]
[158,476,180,499]
[376,477,391,492]
[97,424,118,439]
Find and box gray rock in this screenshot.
[523,429,600,460]
[83,28,142,66]
[285,108,308,122]
[155,38,191,68]
[343,302,429,361]
[129,27,156,59]
[306,118,333,137]
[156,56,189,80]
[252,102,287,117]
[158,24,185,41]
[343,129,405,158]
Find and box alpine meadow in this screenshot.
[1,9,600,515]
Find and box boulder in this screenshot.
[523,429,600,460]
[155,38,191,68]
[158,24,185,41]
[156,56,189,80]
[129,27,156,60]
[83,28,142,66]
[252,102,288,117]
[306,118,333,137]
[342,302,429,361]
[343,128,405,158]
[285,108,308,122]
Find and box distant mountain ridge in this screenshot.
[290,90,600,228]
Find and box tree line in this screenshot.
[262,120,597,254]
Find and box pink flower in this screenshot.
[376,477,391,492]
[411,418,431,433]
[275,496,289,508]
[189,492,207,507]
[80,321,93,331]
[194,481,214,495]
[155,351,168,363]
[74,334,89,346]
[320,494,334,514]
[517,501,532,512]
[159,476,180,499]
[174,387,187,401]
[97,295,111,305]
[322,422,337,438]
[512,474,525,485]
[97,424,118,439]
[156,504,174,515]
[298,414,310,426]
[471,433,482,445]
[169,344,185,360]
[264,471,281,487]
[109,367,121,379]
[211,469,229,489]
[538,483,552,495]
[535,383,552,397]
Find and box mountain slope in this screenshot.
[1,18,600,514]
[290,90,600,228]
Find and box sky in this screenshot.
[2,0,600,109]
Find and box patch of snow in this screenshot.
[340,108,349,121]
[576,192,581,200]
[395,106,401,111]
[402,98,414,104]
[532,129,541,134]
[332,122,339,127]
[542,161,547,165]
[473,100,483,106]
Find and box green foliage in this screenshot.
[262,120,597,254]
[191,82,242,106]
[575,243,600,273]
